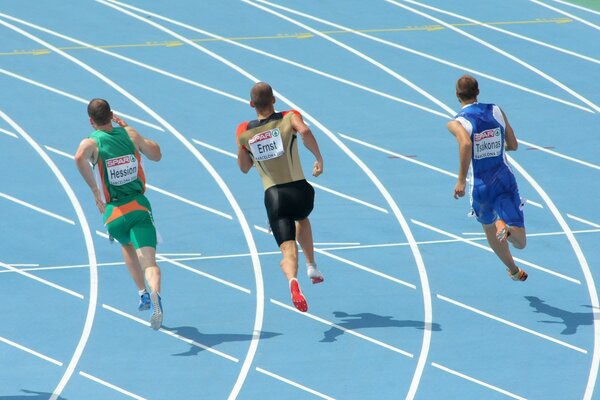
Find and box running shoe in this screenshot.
[508,267,528,281]
[138,292,150,311]
[149,292,163,330]
[307,265,324,284]
[290,278,308,312]
[495,219,510,242]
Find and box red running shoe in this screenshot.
[290,278,308,312]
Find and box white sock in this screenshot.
[138,289,148,296]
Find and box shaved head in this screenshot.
[87,98,112,125]
[456,74,479,102]
[250,82,274,109]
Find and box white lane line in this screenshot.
[271,299,414,357]
[437,294,587,354]
[9,263,40,267]
[99,4,432,400]
[79,371,147,400]
[0,335,63,366]
[401,0,600,65]
[0,191,75,225]
[529,0,600,30]
[0,106,98,400]
[256,367,336,400]
[7,225,600,275]
[339,133,547,212]
[411,219,581,284]
[0,127,18,138]
[519,139,600,171]
[314,242,360,246]
[193,138,389,214]
[431,362,527,400]
[146,184,233,220]
[0,260,84,299]
[101,304,239,362]
[45,144,234,220]
[0,68,164,132]
[316,248,416,289]
[155,254,251,294]
[567,214,600,228]
[309,181,388,213]
[248,0,454,116]
[157,252,202,257]
[389,0,600,113]
[550,0,600,15]
[252,225,415,288]
[253,0,593,112]
[340,132,458,178]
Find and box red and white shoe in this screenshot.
[495,219,510,243]
[290,278,308,312]
[307,265,324,284]
[508,267,528,281]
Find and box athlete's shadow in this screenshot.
[163,326,282,356]
[321,311,442,343]
[525,296,596,335]
[0,389,67,399]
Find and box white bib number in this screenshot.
[473,128,502,160]
[105,154,139,186]
[248,128,284,161]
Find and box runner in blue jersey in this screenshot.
[447,75,528,281]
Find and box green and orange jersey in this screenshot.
[90,126,146,208]
[236,110,305,190]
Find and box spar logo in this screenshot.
[106,154,135,167]
[474,128,500,141]
[249,128,279,144]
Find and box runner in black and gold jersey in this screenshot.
[75,99,164,329]
[236,82,324,312]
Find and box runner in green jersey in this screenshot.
[75,98,164,330]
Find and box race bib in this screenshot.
[473,128,502,160]
[105,154,139,186]
[248,128,284,161]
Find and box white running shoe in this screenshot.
[307,265,324,284]
[149,292,163,330]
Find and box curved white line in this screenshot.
[529,0,600,30]
[388,0,600,113]
[0,16,264,399]
[0,109,98,400]
[247,3,599,398]
[252,0,595,112]
[98,1,433,398]
[507,159,599,400]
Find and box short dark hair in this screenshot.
[87,98,112,125]
[456,75,479,101]
[250,82,273,109]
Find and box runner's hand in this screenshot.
[312,160,323,177]
[112,114,128,127]
[92,187,106,214]
[453,179,466,199]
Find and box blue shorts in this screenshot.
[471,170,524,227]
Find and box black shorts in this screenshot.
[264,179,315,246]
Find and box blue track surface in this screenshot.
[0,1,599,399]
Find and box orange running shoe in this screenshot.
[508,268,528,281]
[290,278,308,312]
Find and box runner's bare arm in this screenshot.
[237,144,253,173]
[447,120,472,199]
[501,109,518,151]
[291,113,323,177]
[113,114,162,161]
[74,138,105,213]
